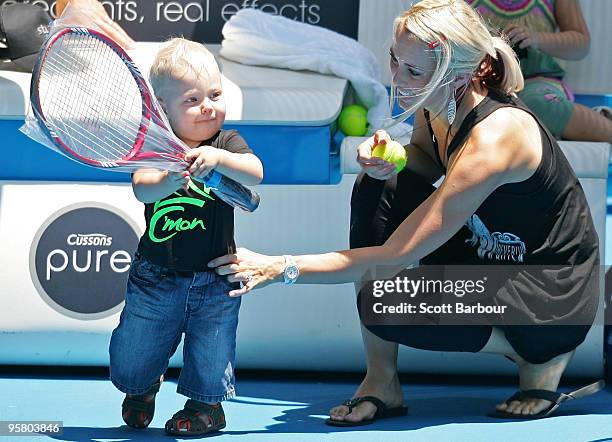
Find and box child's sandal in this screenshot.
[164,399,226,436]
[121,376,163,429]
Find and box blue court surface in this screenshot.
[1,369,611,442]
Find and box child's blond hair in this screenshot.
[149,37,220,99]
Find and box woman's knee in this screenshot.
[349,173,392,248]
[504,325,590,364]
[350,170,435,249]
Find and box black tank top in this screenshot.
[425,89,598,267]
[423,90,599,326]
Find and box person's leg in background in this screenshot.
[519,77,612,143]
[564,103,612,143]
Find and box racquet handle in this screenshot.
[195,170,261,212]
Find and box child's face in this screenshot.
[162,67,226,148]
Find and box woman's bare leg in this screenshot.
[480,327,574,416]
[328,284,405,423]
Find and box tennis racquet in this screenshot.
[28,27,260,212]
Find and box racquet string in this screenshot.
[39,33,147,162]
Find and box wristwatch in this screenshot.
[282,255,299,284]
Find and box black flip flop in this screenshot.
[325,395,408,427]
[489,379,605,419]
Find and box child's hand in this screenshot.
[167,171,191,191]
[505,25,539,50]
[184,146,224,179]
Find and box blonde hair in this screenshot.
[390,0,524,121]
[149,37,220,99]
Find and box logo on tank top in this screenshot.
[465,214,526,262]
[148,180,214,243]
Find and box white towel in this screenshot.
[220,8,411,138]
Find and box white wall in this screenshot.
[357,0,612,95]
[560,0,612,94]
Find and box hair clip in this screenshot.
[428,36,446,49]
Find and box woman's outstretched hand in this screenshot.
[208,248,284,297]
[57,0,135,49]
[356,130,399,180]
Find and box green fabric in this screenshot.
[469,0,566,79]
[519,47,565,79]
[518,77,574,137]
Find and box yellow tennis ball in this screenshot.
[338,104,368,136]
[372,140,407,173]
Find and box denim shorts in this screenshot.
[109,254,241,403]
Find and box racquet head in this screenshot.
[30,27,184,169]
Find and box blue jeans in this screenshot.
[109,254,241,403]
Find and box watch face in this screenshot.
[286,266,299,280]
